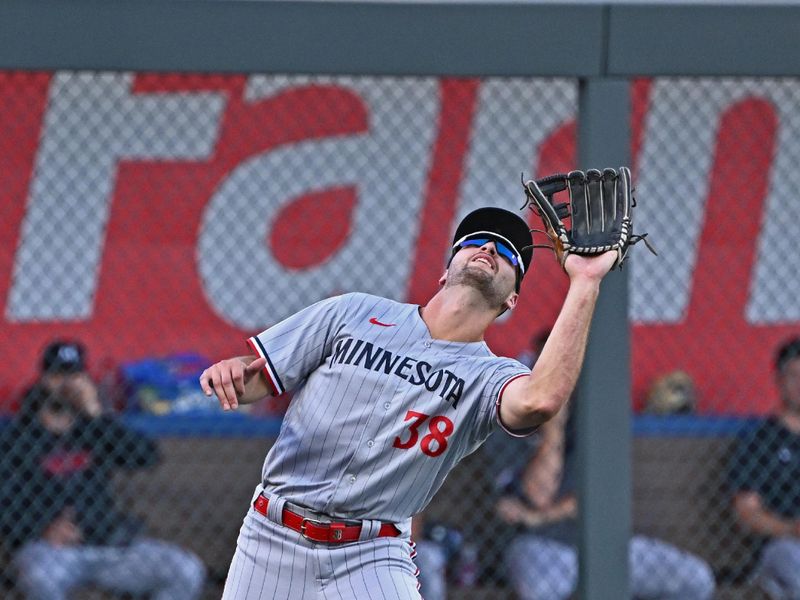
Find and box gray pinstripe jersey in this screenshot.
[247,292,529,524]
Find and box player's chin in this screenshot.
[454,270,510,306]
[449,266,493,288]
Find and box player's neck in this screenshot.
[419,288,497,343]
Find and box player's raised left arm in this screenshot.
[499,251,616,431]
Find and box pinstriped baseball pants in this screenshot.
[222,506,422,600]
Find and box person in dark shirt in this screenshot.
[491,401,715,600]
[484,330,715,599]
[0,340,206,600]
[728,336,800,599]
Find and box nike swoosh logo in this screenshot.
[369,317,396,327]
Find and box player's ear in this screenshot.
[504,292,519,312]
[438,270,448,287]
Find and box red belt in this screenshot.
[253,495,399,544]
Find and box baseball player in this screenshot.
[200,206,618,599]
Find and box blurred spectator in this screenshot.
[411,513,449,600]
[493,400,716,599]
[645,370,697,415]
[0,340,206,600]
[728,336,800,599]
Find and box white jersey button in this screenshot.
[349,475,357,483]
[423,341,432,348]
[367,440,374,447]
[384,402,390,409]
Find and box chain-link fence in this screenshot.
[1,70,799,599]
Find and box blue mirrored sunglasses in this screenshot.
[459,237,519,268]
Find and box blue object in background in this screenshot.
[120,352,216,415]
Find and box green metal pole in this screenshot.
[576,76,632,600]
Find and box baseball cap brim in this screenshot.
[452,207,533,276]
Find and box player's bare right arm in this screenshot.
[199,355,269,411]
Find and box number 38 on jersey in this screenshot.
[392,410,455,457]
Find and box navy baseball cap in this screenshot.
[451,208,533,288]
[41,340,86,374]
